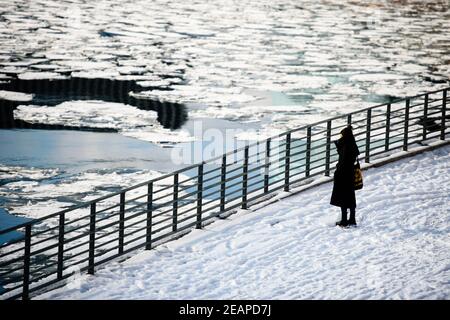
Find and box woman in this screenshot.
[330,125,360,227]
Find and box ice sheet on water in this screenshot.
[0,165,60,184]
[0,90,34,102]
[18,71,69,80]
[0,0,448,147]
[13,100,194,145]
[1,166,162,219]
[349,73,411,82]
[1,0,448,115]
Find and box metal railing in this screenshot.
[0,87,448,300]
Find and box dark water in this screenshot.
[0,77,188,130]
[0,129,176,174]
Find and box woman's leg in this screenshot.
[348,207,356,226]
[336,207,348,226]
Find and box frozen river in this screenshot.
[0,0,449,222]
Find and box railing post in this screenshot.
[242,146,249,209]
[196,164,203,229]
[57,213,65,280]
[365,108,371,163]
[88,202,96,275]
[347,114,352,126]
[220,156,226,212]
[441,89,447,140]
[173,173,178,232]
[403,99,410,151]
[385,103,391,151]
[423,94,428,141]
[22,225,31,300]
[306,127,311,177]
[146,183,152,250]
[264,139,270,193]
[325,121,331,176]
[118,192,125,254]
[284,133,291,192]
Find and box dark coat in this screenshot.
[330,136,360,208]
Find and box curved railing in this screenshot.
[0,87,448,299]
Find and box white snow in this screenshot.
[38,144,450,300]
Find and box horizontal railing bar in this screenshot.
[389,131,409,141]
[149,206,174,220]
[176,211,201,226]
[26,272,61,294]
[123,214,155,233]
[61,248,90,265]
[29,241,59,257]
[200,195,223,209]
[0,282,24,298]
[0,236,26,251]
[61,230,93,249]
[2,87,449,301]
[57,214,92,230]
[369,130,390,140]
[154,183,185,197]
[177,174,200,186]
[0,254,25,269]
[62,239,90,258]
[95,202,122,215]
[25,274,72,300]
[168,197,198,213]
[121,231,148,248]
[91,228,121,246]
[28,260,59,280]
[151,191,174,204]
[426,109,446,117]
[0,263,25,279]
[0,203,90,236]
[201,166,223,179]
[91,237,121,256]
[30,224,61,239]
[389,119,407,128]
[288,167,310,181]
[175,204,200,219]
[0,244,25,260]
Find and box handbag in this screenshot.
[354,158,363,190]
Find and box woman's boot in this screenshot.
[347,208,357,226]
[336,207,348,227]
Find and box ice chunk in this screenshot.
[0,90,34,102]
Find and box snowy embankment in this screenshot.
[39,145,450,300]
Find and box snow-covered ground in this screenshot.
[38,144,450,300]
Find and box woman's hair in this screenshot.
[340,125,360,155]
[340,125,354,139]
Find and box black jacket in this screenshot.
[330,136,360,208]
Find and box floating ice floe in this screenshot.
[0,90,34,102]
[117,66,148,75]
[0,165,60,184]
[18,71,69,80]
[13,100,194,145]
[349,73,410,82]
